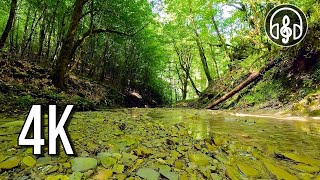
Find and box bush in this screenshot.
[17,95,35,108]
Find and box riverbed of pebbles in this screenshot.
[0,109,320,179]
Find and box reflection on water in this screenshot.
[1,108,320,179]
[147,108,320,159]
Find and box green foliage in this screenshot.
[17,95,35,108]
[70,95,96,110]
[0,0,320,108]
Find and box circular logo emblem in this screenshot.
[265,4,308,47]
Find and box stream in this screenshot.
[0,108,320,179]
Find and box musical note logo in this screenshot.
[265,4,308,47]
[280,15,292,44]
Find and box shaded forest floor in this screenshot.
[0,53,128,114]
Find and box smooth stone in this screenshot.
[69,172,83,180]
[211,173,222,180]
[280,153,320,166]
[158,164,171,172]
[237,162,259,177]
[22,156,36,167]
[101,157,117,168]
[214,154,228,164]
[116,174,127,180]
[93,169,113,179]
[70,157,97,172]
[121,152,138,166]
[113,164,124,173]
[36,157,52,165]
[188,153,210,166]
[0,121,24,128]
[298,173,314,180]
[264,161,298,180]
[0,156,21,169]
[293,164,320,173]
[0,155,7,163]
[180,172,189,180]
[136,168,160,180]
[174,161,183,169]
[45,175,69,180]
[226,165,241,180]
[160,170,179,180]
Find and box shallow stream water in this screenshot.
[0,108,320,179]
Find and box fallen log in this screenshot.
[206,59,277,109]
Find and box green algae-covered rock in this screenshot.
[293,164,320,173]
[0,156,21,169]
[188,153,210,166]
[22,156,36,167]
[101,157,117,168]
[0,121,24,128]
[116,174,127,180]
[237,162,259,177]
[0,155,7,163]
[36,157,52,165]
[121,152,138,166]
[211,173,222,180]
[45,175,69,180]
[226,165,241,180]
[113,164,124,173]
[69,172,83,180]
[70,157,97,172]
[136,168,160,180]
[264,162,298,180]
[93,169,113,179]
[280,153,320,166]
[160,170,179,180]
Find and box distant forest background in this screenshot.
[0,0,320,113]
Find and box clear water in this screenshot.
[0,108,320,179]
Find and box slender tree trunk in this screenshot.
[187,72,200,96]
[100,39,110,82]
[21,11,37,56]
[182,76,188,100]
[206,60,276,109]
[209,44,220,79]
[15,17,19,49]
[9,17,15,52]
[52,0,88,89]
[21,7,31,54]
[46,0,60,62]
[21,8,45,57]
[0,0,18,50]
[189,12,212,84]
[38,14,46,61]
[212,16,234,68]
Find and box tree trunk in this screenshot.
[15,17,19,49]
[21,8,45,57]
[212,16,234,62]
[46,0,60,62]
[9,17,15,52]
[0,0,17,50]
[187,72,200,96]
[189,14,212,84]
[206,60,276,109]
[52,0,88,89]
[38,13,46,61]
[209,44,220,79]
[21,7,31,54]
